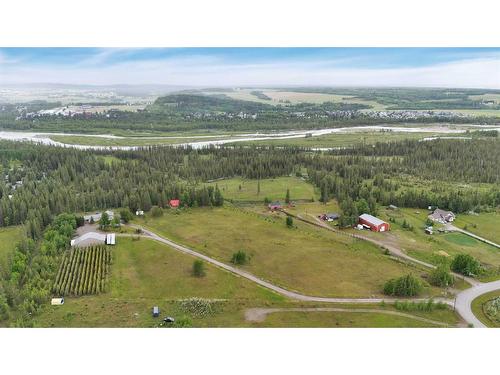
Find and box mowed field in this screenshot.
[35,237,460,327]
[358,208,500,274]
[139,206,440,298]
[0,226,24,276]
[207,176,317,202]
[454,211,500,245]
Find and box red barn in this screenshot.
[169,199,180,208]
[358,213,390,232]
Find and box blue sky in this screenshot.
[1,48,499,88]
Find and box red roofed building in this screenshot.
[169,199,180,208]
[358,213,390,232]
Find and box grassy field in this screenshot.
[471,290,500,328]
[0,226,24,276]
[138,205,442,298]
[35,236,459,327]
[361,208,500,274]
[239,131,446,148]
[35,237,285,327]
[254,308,459,328]
[207,176,317,202]
[453,211,500,245]
[49,135,233,147]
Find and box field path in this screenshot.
[244,307,450,326]
[125,225,451,304]
[125,224,499,327]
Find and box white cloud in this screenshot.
[1,54,499,89]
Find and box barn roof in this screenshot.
[359,213,386,226]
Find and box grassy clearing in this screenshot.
[240,131,442,148]
[252,309,457,328]
[363,208,500,272]
[35,237,285,327]
[139,206,440,298]
[34,237,459,327]
[49,135,231,147]
[207,176,317,202]
[454,211,500,245]
[0,226,24,276]
[471,290,500,328]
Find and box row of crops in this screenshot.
[53,245,112,296]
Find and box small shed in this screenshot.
[51,298,65,306]
[152,306,160,317]
[106,233,116,245]
[268,201,282,211]
[169,199,180,208]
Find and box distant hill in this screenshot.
[151,94,273,113]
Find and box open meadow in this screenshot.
[35,236,460,328]
[138,205,444,298]
[206,176,317,202]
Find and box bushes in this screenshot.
[429,265,454,287]
[383,274,423,297]
[192,260,206,277]
[119,209,133,223]
[451,254,481,276]
[150,206,163,218]
[394,299,448,312]
[231,250,248,265]
[286,216,294,228]
[178,298,220,317]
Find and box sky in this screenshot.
[0,48,499,88]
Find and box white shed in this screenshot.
[106,233,116,245]
[51,298,65,306]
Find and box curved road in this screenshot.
[454,280,500,328]
[127,224,499,327]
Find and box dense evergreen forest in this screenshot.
[0,137,499,325]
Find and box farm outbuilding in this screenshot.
[106,233,116,245]
[320,213,340,221]
[268,201,282,210]
[169,199,180,208]
[51,298,64,306]
[152,306,160,317]
[358,214,390,232]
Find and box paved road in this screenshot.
[126,224,499,327]
[454,279,500,328]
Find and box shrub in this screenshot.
[192,260,206,277]
[150,206,163,217]
[394,299,447,312]
[119,209,133,223]
[231,250,248,265]
[429,265,454,287]
[451,254,481,276]
[286,216,293,228]
[383,274,423,297]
